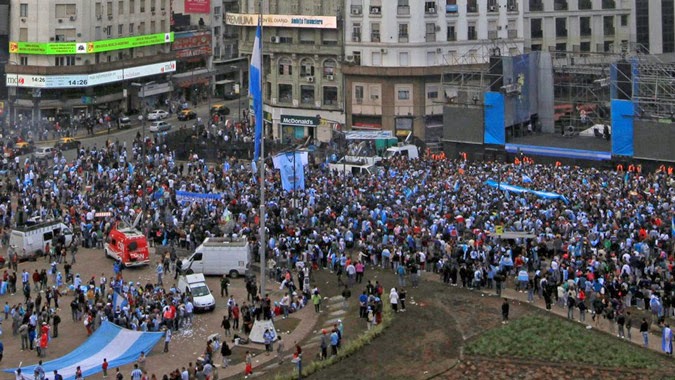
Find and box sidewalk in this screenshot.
[484,286,670,354]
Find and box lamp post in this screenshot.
[4,60,18,128]
[131,82,147,212]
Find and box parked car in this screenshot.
[34,146,56,160]
[210,104,230,116]
[118,116,132,129]
[177,109,197,121]
[149,120,172,133]
[54,137,81,150]
[147,109,169,121]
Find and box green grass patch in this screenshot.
[274,307,395,380]
[465,314,671,369]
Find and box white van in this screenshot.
[383,144,419,160]
[177,273,216,312]
[10,219,73,260]
[182,237,250,278]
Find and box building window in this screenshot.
[370,0,381,15]
[446,0,458,14]
[20,56,28,65]
[398,23,408,42]
[579,0,592,10]
[507,0,518,11]
[371,22,380,42]
[118,24,123,35]
[468,25,477,40]
[351,1,362,16]
[129,23,134,34]
[55,4,77,18]
[555,18,567,37]
[119,1,124,14]
[604,16,615,36]
[602,0,615,9]
[398,89,410,100]
[580,41,591,52]
[529,0,543,11]
[19,28,28,41]
[531,18,542,38]
[427,86,439,99]
[580,17,591,36]
[323,87,338,106]
[355,85,364,103]
[278,84,292,103]
[447,25,456,41]
[151,0,157,12]
[425,1,437,13]
[323,60,336,78]
[140,0,145,12]
[139,21,145,34]
[425,23,436,42]
[467,0,477,13]
[107,1,113,16]
[426,51,437,65]
[55,56,75,66]
[554,0,568,10]
[397,0,409,15]
[301,85,314,105]
[663,0,674,53]
[399,52,409,66]
[106,26,112,37]
[300,59,314,77]
[620,15,628,27]
[278,58,292,76]
[130,0,135,13]
[352,23,361,42]
[20,3,28,17]
[299,29,314,44]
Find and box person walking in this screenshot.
[312,291,321,313]
[663,324,673,356]
[244,351,253,378]
[130,364,143,380]
[640,318,650,348]
[102,358,109,378]
[263,328,274,356]
[163,327,171,353]
[617,312,626,339]
[501,298,510,324]
[389,288,399,312]
[625,311,633,340]
[220,275,230,297]
[220,341,232,368]
[221,315,231,337]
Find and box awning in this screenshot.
[172,68,211,79]
[352,122,382,130]
[215,79,236,85]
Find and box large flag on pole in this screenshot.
[250,17,263,162]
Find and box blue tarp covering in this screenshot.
[484,92,505,145]
[484,180,569,204]
[5,321,163,380]
[611,99,635,156]
[505,144,611,161]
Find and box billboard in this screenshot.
[9,33,173,55]
[225,13,338,29]
[185,0,210,14]
[6,61,176,88]
[172,31,211,58]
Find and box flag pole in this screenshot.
[257,0,266,299]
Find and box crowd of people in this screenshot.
[0,119,674,377]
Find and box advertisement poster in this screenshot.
[185,0,210,14]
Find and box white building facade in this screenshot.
[343,0,524,141]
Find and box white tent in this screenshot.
[248,319,277,344]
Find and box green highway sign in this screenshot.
[9,32,174,55]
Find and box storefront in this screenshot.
[280,114,318,143]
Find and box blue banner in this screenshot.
[273,151,306,192]
[175,191,223,203]
[611,99,634,156]
[484,180,569,203]
[484,92,505,145]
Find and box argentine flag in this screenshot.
[250,16,263,163]
[522,174,533,183]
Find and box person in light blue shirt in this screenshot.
[330,329,339,356]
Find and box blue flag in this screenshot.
[97,163,103,174]
[250,16,263,162]
[522,174,533,183]
[671,216,675,238]
[128,163,134,176]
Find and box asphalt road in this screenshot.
[25,96,247,162]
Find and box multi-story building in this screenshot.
[524,0,633,54]
[231,0,344,143]
[170,0,245,104]
[343,0,524,141]
[6,0,175,124]
[634,0,675,54]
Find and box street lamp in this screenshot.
[131,82,146,212]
